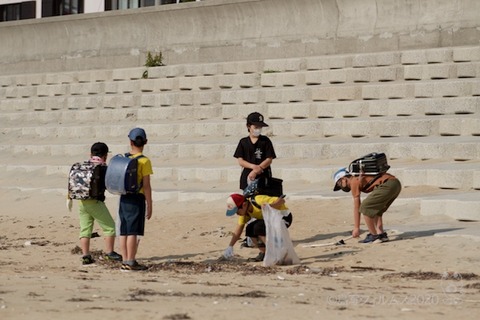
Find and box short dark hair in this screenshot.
[131,138,147,147]
[90,142,109,157]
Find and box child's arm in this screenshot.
[66,198,73,212]
[237,157,262,172]
[270,195,286,210]
[350,178,362,237]
[143,175,153,220]
[259,158,272,170]
[228,223,245,247]
[352,195,361,237]
[238,157,274,181]
[223,224,245,259]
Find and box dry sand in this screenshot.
[1,188,480,320]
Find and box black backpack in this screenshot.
[348,152,390,176]
[243,177,284,199]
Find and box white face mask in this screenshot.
[252,128,262,137]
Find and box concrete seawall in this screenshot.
[0,0,479,75]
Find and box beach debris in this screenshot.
[163,313,192,320]
[286,265,345,275]
[382,271,479,280]
[351,266,395,272]
[302,236,353,248]
[23,240,50,247]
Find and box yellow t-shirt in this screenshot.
[130,153,153,194]
[237,195,288,225]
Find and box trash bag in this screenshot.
[262,204,300,267]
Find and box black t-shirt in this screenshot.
[233,135,276,189]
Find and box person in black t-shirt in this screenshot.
[233,112,277,190]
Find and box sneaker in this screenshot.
[358,233,380,243]
[82,254,95,265]
[105,251,123,261]
[121,261,148,272]
[248,252,265,262]
[378,232,389,242]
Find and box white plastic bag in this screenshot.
[262,204,300,267]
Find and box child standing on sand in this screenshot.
[70,142,122,265]
[233,112,276,190]
[118,128,153,271]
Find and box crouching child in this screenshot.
[222,193,292,262]
[333,167,402,243]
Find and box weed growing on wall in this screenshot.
[142,51,165,78]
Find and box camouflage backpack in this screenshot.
[68,161,106,200]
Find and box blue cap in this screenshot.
[128,128,147,141]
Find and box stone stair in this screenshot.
[0,45,479,220]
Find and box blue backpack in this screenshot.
[105,153,144,195]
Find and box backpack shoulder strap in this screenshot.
[362,173,382,192]
[125,153,145,159]
[124,153,146,192]
[250,196,261,209]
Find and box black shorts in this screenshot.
[119,193,146,236]
[245,213,293,238]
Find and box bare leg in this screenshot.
[375,216,384,234]
[104,235,115,254]
[126,235,138,261]
[80,237,90,256]
[249,237,266,255]
[363,215,378,235]
[120,235,127,261]
[258,235,266,253]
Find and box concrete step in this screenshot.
[2,115,479,141]
[264,97,480,119]
[1,45,480,222]
[420,192,480,221]
[0,73,480,111]
[1,45,478,91]
[311,78,479,101]
[1,97,479,126]
[8,68,477,101]
[1,135,479,161]
[261,62,480,87]
[1,159,479,191]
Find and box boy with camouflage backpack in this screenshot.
[67,142,122,265]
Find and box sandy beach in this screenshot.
[1,186,479,320]
[0,1,479,319]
